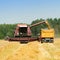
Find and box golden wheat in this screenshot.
[0,38,60,60]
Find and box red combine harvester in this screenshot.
[6,21,54,43]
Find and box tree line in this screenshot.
[0,18,60,39]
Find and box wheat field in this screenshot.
[0,38,60,60]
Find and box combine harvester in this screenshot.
[6,20,54,43]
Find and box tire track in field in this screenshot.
[41,43,60,60]
[38,44,52,60]
[47,43,60,60]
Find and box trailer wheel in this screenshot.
[49,40,54,43]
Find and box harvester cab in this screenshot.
[14,24,31,37]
